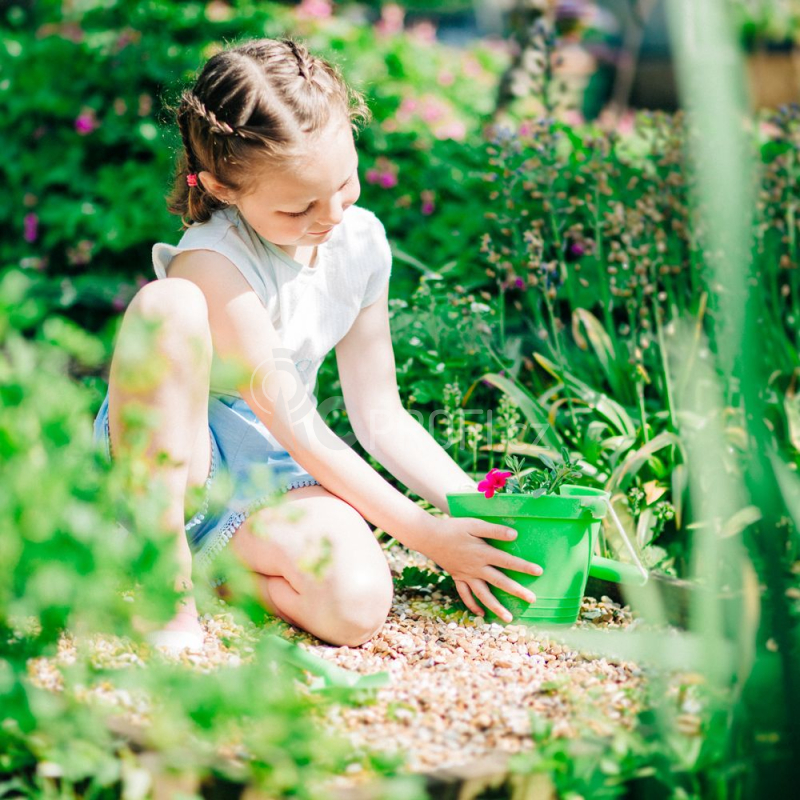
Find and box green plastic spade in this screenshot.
[266,634,390,691]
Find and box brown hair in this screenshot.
[164,37,371,229]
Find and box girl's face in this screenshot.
[203,117,361,256]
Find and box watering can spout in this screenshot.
[589,556,648,586]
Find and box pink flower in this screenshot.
[23,213,38,243]
[562,109,585,127]
[367,157,398,189]
[297,0,332,19]
[477,469,512,499]
[421,190,435,215]
[421,98,445,123]
[409,20,436,43]
[75,112,98,135]
[376,3,404,36]
[433,120,467,141]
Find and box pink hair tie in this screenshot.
[186,173,198,187]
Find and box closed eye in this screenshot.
[282,172,355,218]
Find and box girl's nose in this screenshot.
[318,197,344,227]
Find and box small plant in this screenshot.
[477,447,584,498]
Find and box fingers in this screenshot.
[483,566,537,604]
[455,580,485,618]
[491,552,544,577]
[469,579,514,623]
[467,518,517,542]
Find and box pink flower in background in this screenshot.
[396,94,467,142]
[66,239,96,267]
[75,111,99,135]
[461,54,484,79]
[420,190,435,215]
[437,70,455,87]
[376,3,404,35]
[111,293,128,312]
[366,157,398,190]
[478,469,512,499]
[23,213,38,243]
[409,20,436,43]
[562,109,585,127]
[138,93,153,117]
[433,120,466,141]
[397,97,418,120]
[297,0,332,19]
[421,97,446,123]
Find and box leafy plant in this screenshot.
[502,447,584,496]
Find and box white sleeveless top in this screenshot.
[151,204,392,406]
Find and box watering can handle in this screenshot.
[583,495,649,586]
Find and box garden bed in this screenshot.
[24,545,654,796]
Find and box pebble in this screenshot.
[23,544,653,783]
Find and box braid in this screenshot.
[182,92,238,136]
[166,36,372,229]
[177,101,201,186]
[281,37,314,82]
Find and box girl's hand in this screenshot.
[422,516,544,623]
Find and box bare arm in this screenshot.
[335,281,477,513]
[350,408,478,514]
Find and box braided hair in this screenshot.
[165,37,371,229]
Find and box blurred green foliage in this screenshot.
[3,0,800,795]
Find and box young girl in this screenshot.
[93,37,543,653]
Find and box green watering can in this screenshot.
[446,485,648,626]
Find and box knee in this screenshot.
[321,569,394,647]
[127,278,211,344]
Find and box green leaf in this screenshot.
[466,373,562,451]
[534,353,638,438]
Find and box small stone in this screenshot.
[474,713,492,729]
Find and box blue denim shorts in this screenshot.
[93,390,321,589]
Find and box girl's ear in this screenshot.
[198,170,234,204]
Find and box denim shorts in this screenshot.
[93,390,321,589]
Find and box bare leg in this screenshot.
[107,278,213,640]
[226,484,394,646]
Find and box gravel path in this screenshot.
[24,545,646,786]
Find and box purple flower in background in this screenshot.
[367,158,399,190]
[23,213,38,243]
[564,241,586,262]
[421,190,435,215]
[75,111,99,135]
